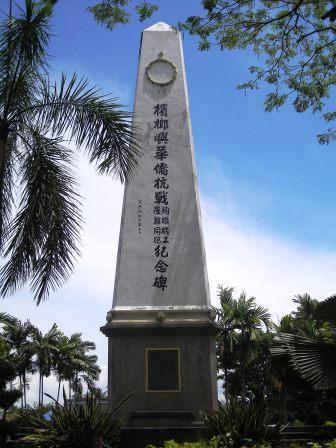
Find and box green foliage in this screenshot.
[290,442,336,448]
[0,0,139,303]
[272,295,336,391]
[201,399,281,448]
[0,312,101,410]
[178,0,336,144]
[19,390,130,448]
[0,337,22,419]
[0,419,18,446]
[87,0,158,29]
[216,286,273,402]
[146,438,223,448]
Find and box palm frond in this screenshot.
[314,294,336,325]
[0,133,17,252]
[0,312,17,325]
[274,333,336,390]
[0,0,51,73]
[0,129,82,304]
[33,73,140,182]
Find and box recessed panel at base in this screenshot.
[146,348,180,392]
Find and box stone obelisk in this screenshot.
[101,22,218,438]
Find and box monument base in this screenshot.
[119,426,209,448]
[101,308,218,429]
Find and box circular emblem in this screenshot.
[146,52,177,86]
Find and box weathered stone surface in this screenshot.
[112,22,211,310]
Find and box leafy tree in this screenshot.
[87,0,159,29]
[179,1,336,145]
[0,0,139,304]
[80,0,336,145]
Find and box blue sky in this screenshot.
[2,0,336,403]
[47,0,336,249]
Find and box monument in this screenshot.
[101,22,218,446]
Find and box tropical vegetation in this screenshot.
[214,288,336,425]
[0,312,100,414]
[74,0,336,144]
[0,0,139,304]
[202,399,281,448]
[20,389,130,448]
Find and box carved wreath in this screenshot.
[145,52,178,86]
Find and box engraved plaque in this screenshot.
[146,348,180,392]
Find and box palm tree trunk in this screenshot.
[57,380,61,402]
[283,387,287,424]
[224,353,229,402]
[41,375,44,405]
[241,367,246,402]
[69,380,71,401]
[74,371,78,405]
[38,370,42,406]
[23,372,27,410]
[19,376,23,410]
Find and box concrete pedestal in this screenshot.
[101,308,218,429]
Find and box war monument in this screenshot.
[101,22,218,446]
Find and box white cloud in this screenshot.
[2,156,336,405]
[203,196,336,321]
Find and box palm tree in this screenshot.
[31,323,59,406]
[1,316,35,410]
[273,294,336,391]
[216,286,237,401]
[53,334,72,402]
[216,286,272,401]
[53,332,100,402]
[0,0,139,304]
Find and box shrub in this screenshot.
[19,390,131,448]
[0,419,18,446]
[146,438,222,448]
[201,400,281,448]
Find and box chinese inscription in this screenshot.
[152,103,171,291]
[137,199,143,234]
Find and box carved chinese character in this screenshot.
[161,206,170,215]
[153,103,168,117]
[160,227,169,235]
[153,236,161,244]
[161,217,169,225]
[154,177,169,189]
[162,236,170,244]
[154,191,168,205]
[153,227,161,235]
[154,245,169,258]
[154,146,168,161]
[153,217,160,225]
[154,118,169,130]
[153,206,161,215]
[154,132,169,144]
[153,275,168,291]
[153,163,168,175]
[154,260,169,273]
